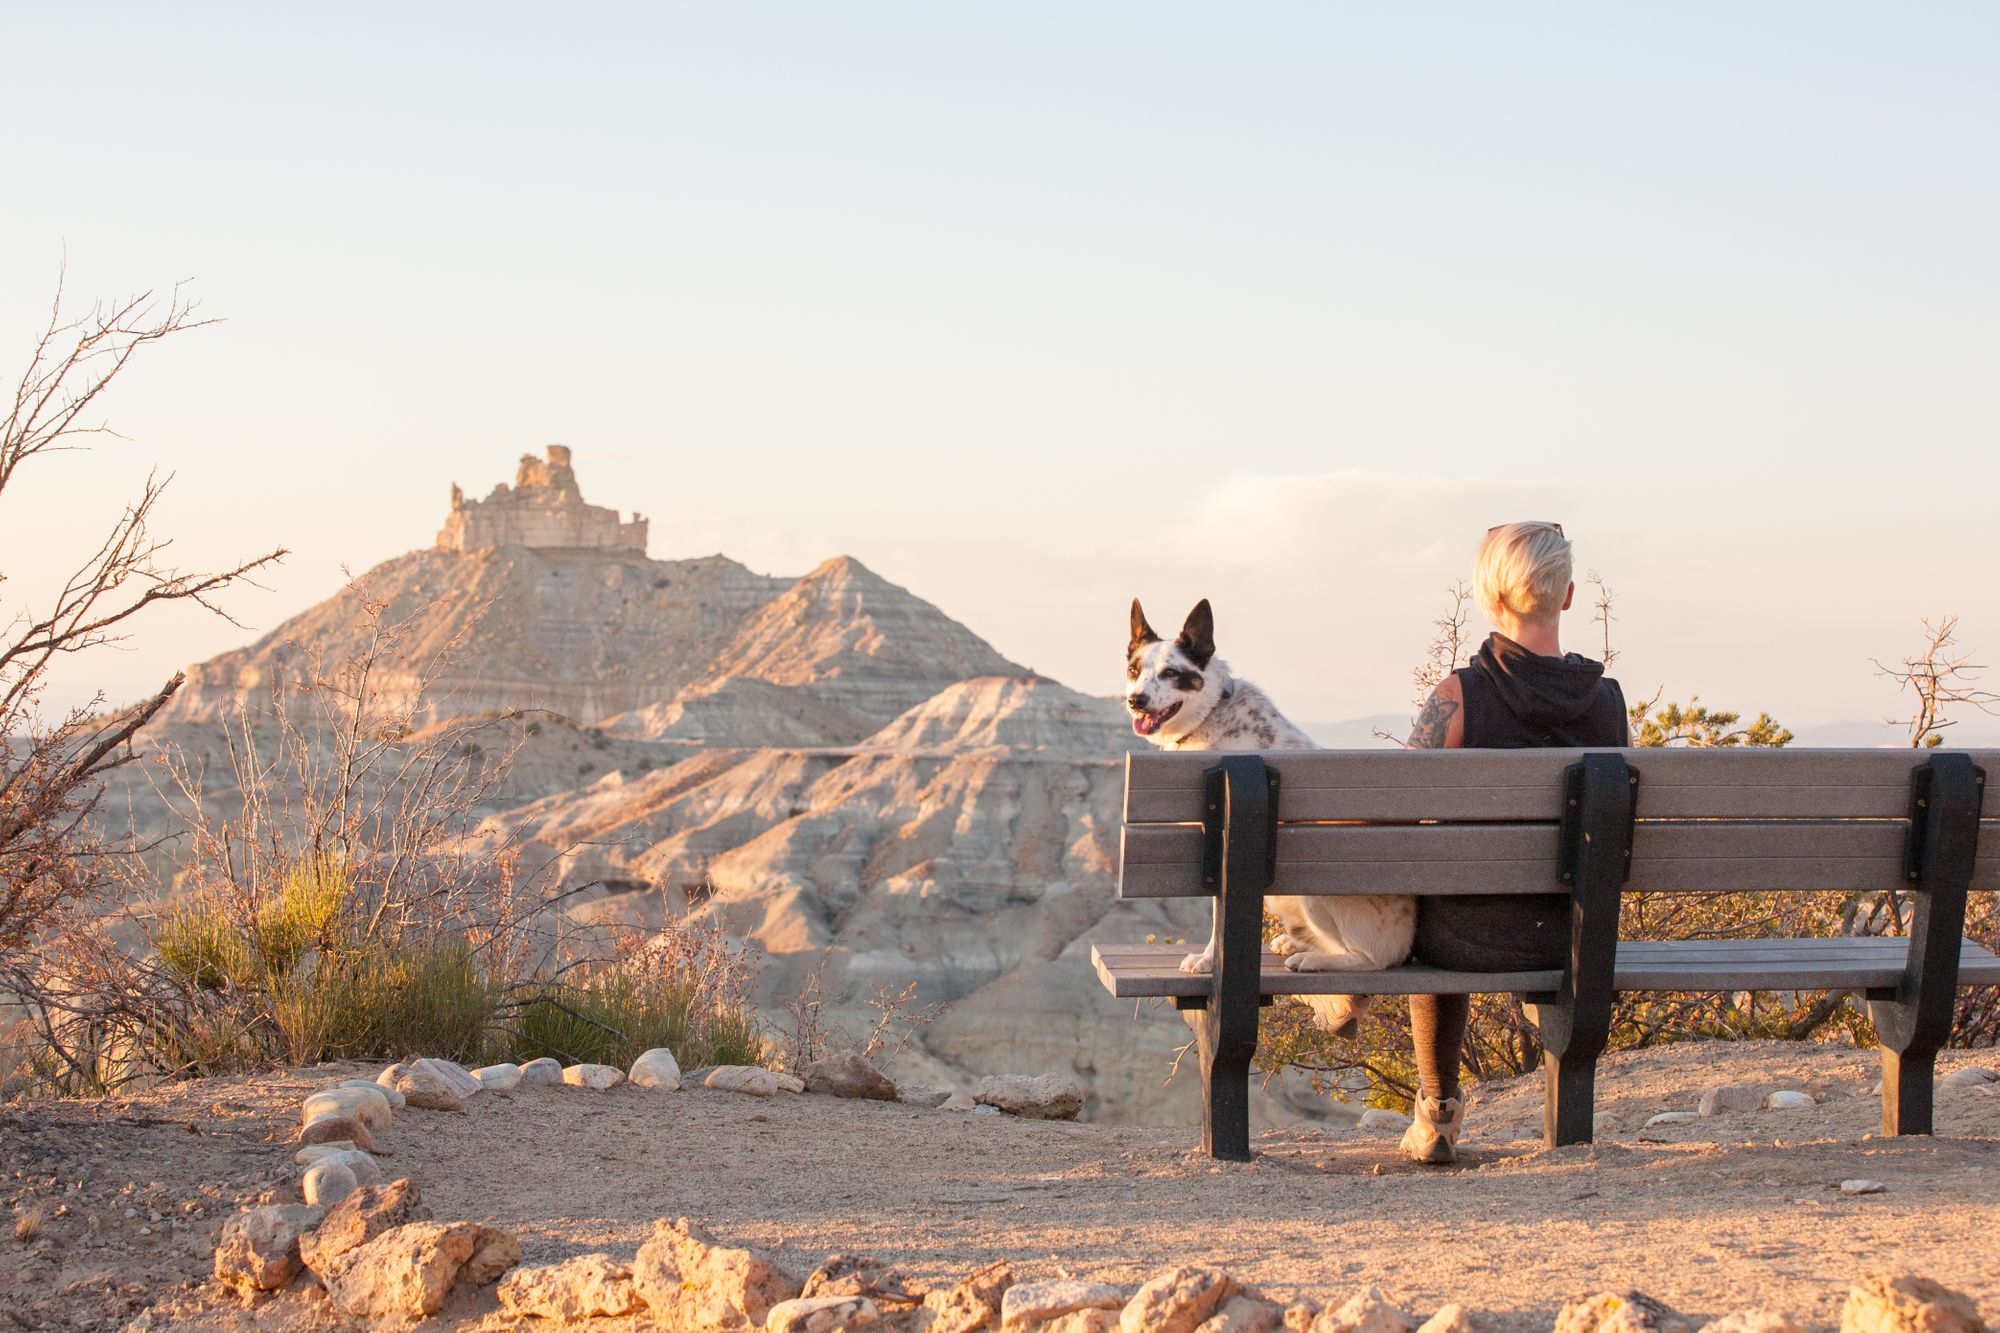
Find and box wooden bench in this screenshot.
[1091,748,1996,1161]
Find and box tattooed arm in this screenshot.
[1406,674,1465,749]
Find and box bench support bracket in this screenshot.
[1870,753,1985,1136]
[1194,756,1276,1161]
[1526,753,1638,1148]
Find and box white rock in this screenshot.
[1840,1179,1886,1196]
[563,1062,625,1090]
[303,1088,392,1133]
[348,1077,405,1110]
[1765,1091,1814,1110]
[1699,1086,1762,1116]
[774,1072,807,1094]
[295,1141,360,1165]
[412,1057,483,1099]
[706,1066,779,1097]
[383,1065,462,1113]
[302,1159,361,1207]
[1645,1112,1702,1127]
[973,1073,1084,1120]
[312,1149,384,1189]
[473,1063,523,1091]
[1001,1279,1125,1327]
[768,1294,881,1332]
[940,1093,978,1112]
[1940,1067,2000,1089]
[629,1048,682,1090]
[517,1057,564,1087]
[1356,1108,1412,1133]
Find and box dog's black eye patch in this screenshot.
[1167,670,1203,692]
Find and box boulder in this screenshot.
[924,1260,1016,1333]
[295,1142,360,1166]
[384,1064,463,1113]
[1765,1091,1814,1110]
[1311,1287,1417,1333]
[974,1074,1085,1121]
[1355,1109,1413,1134]
[1200,1297,1289,1333]
[768,1296,881,1332]
[1698,1311,1809,1333]
[303,1087,392,1132]
[518,1056,564,1086]
[302,1160,360,1208]
[1001,1280,1125,1330]
[412,1056,483,1100]
[1939,1068,1999,1089]
[632,1216,803,1329]
[564,1062,626,1090]
[347,1076,404,1110]
[1415,1306,1480,1333]
[212,1203,324,1292]
[1554,1291,1695,1333]
[706,1066,780,1097]
[631,1047,683,1089]
[1698,1086,1762,1116]
[319,1220,518,1320]
[1122,1266,1236,1333]
[300,1178,432,1279]
[498,1253,643,1320]
[805,1053,898,1101]
[1840,1276,1984,1333]
[473,1062,523,1091]
[898,1085,954,1109]
[299,1113,375,1151]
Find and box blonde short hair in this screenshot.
[1475,522,1573,624]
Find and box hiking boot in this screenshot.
[1400,1094,1465,1165]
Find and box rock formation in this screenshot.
[437,445,647,554]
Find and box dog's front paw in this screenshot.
[1283,951,1342,973]
[1268,932,1305,957]
[1178,951,1215,975]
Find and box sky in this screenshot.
[3,4,1996,742]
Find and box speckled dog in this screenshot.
[1125,599,1416,1035]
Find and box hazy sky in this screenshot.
[5,5,1996,741]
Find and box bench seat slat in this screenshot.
[1118,820,2000,897]
[1090,938,2000,999]
[1124,748,2000,824]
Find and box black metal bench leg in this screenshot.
[1190,755,1275,1162]
[1187,1006,1254,1161]
[1525,1003,1606,1148]
[1870,754,1983,1137]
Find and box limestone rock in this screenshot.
[1765,1091,1814,1110]
[1698,1310,1809,1333]
[518,1056,564,1087]
[473,1062,523,1091]
[1645,1112,1701,1128]
[1122,1266,1236,1333]
[768,1296,881,1332]
[975,1074,1085,1121]
[1939,1068,1999,1089]
[1355,1109,1413,1134]
[303,1087,392,1132]
[300,1178,432,1279]
[1001,1280,1125,1330]
[295,1142,359,1166]
[439,446,647,555]
[1311,1287,1417,1333]
[1698,1086,1761,1116]
[806,1053,898,1101]
[631,1047,683,1089]
[302,1160,359,1208]
[412,1056,482,1099]
[1554,1291,1695,1333]
[212,1203,323,1293]
[1199,1296,1288,1333]
[706,1065,780,1097]
[384,1064,463,1112]
[1046,1313,1120,1333]
[1415,1306,1480,1333]
[632,1215,802,1329]
[940,1093,979,1112]
[775,1072,807,1094]
[299,1114,375,1152]
[898,1085,953,1109]
[347,1077,405,1110]
[1285,1304,1322,1333]
[1842,1179,1887,1196]
[564,1062,626,1090]
[924,1260,1016,1333]
[1841,1276,1984,1333]
[319,1220,518,1320]
[497,1253,643,1320]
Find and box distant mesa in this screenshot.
[437,444,648,555]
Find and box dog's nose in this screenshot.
[1126,694,1147,710]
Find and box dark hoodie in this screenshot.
[1454,633,1628,749]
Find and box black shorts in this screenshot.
[1414,893,1570,972]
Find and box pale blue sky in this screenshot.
[4,4,1996,738]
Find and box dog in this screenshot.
[1125,597,1416,1037]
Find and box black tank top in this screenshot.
[1453,633,1628,750]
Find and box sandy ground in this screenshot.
[4,1040,1998,1331]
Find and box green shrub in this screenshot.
[500,957,762,1071]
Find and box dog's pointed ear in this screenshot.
[1129,598,1160,654]
[1177,599,1216,667]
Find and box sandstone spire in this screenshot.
[436,445,648,554]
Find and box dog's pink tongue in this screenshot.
[1132,714,1155,736]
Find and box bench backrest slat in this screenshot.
[1119,748,1998,899]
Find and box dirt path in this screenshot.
[6,1040,1998,1331]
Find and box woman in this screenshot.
[1400,521,1630,1164]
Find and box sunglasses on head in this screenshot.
[1489,522,1564,537]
